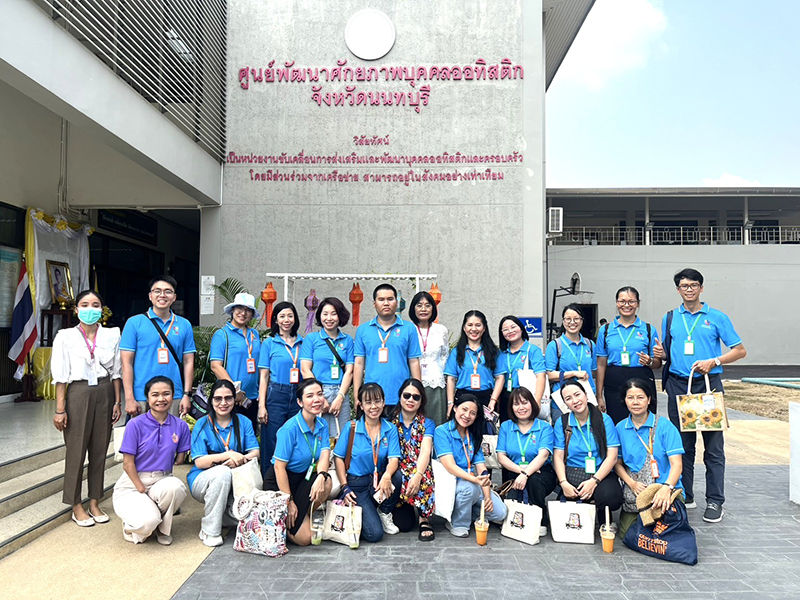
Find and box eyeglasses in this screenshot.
[361,398,385,407]
[402,392,422,402]
[501,326,520,334]
[678,283,701,291]
[616,300,638,306]
[564,317,583,323]
[212,395,235,404]
[415,302,433,309]
[150,289,175,297]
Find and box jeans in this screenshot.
[322,383,350,436]
[346,471,402,543]
[189,465,238,537]
[451,478,508,530]
[260,382,300,475]
[665,373,725,505]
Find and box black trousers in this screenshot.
[501,463,558,524]
[561,471,623,523]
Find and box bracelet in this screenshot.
[55,410,66,415]
[115,402,121,406]
[520,471,529,478]
[559,479,567,485]
[591,476,601,484]
[319,471,331,481]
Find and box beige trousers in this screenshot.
[112,471,187,542]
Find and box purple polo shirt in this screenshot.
[120,412,191,472]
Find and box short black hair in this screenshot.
[390,378,427,419]
[356,383,385,419]
[673,268,704,286]
[372,283,397,301]
[296,378,324,401]
[75,290,104,305]
[315,297,350,328]
[507,386,541,422]
[149,275,178,292]
[615,286,640,302]
[498,315,529,351]
[409,291,438,324]
[144,375,174,396]
[561,303,584,319]
[270,301,300,337]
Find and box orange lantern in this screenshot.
[260,282,277,326]
[349,283,364,326]
[429,282,442,322]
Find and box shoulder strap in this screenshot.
[646,323,652,348]
[603,323,608,346]
[148,316,185,392]
[344,420,357,472]
[223,328,229,370]
[650,415,659,450]
[555,337,563,370]
[661,310,674,388]
[324,337,346,370]
[561,412,572,465]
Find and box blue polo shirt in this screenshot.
[497,342,547,389]
[545,335,597,392]
[258,335,304,384]
[299,329,355,384]
[663,303,742,378]
[433,421,486,475]
[120,309,196,400]
[553,412,620,468]
[273,413,331,473]
[443,346,504,391]
[354,317,421,404]
[209,323,262,399]
[596,317,658,367]
[497,419,554,465]
[397,416,436,443]
[616,414,684,490]
[333,417,401,477]
[187,414,259,490]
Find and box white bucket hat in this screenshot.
[224,292,261,320]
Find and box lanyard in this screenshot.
[616,324,637,351]
[460,430,473,473]
[416,325,430,353]
[563,338,584,370]
[158,313,176,349]
[506,344,525,375]
[284,342,299,367]
[368,424,381,473]
[632,420,654,455]
[681,311,702,341]
[211,420,232,451]
[297,415,319,462]
[517,427,534,463]
[78,325,97,360]
[242,327,254,359]
[573,413,594,457]
[377,328,391,348]
[469,349,484,374]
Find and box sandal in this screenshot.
[418,521,435,542]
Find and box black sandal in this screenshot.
[418,521,435,542]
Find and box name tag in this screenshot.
[584,455,597,474]
[620,351,630,366]
[684,341,695,356]
[157,348,170,364]
[331,363,340,380]
[87,368,98,387]
[378,347,389,363]
[246,358,256,374]
[420,361,429,378]
[305,463,316,481]
[507,377,513,392]
[519,460,529,467]
[289,368,300,384]
[470,373,481,389]
[650,458,660,479]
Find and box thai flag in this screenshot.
[8,261,38,366]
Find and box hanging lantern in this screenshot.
[429,282,442,323]
[261,282,277,326]
[349,283,364,326]
[304,288,319,334]
[397,288,406,317]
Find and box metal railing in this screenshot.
[31,0,227,161]
[554,226,800,245]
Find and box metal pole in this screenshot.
[284,275,289,301]
[743,196,750,245]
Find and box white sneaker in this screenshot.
[685,501,697,509]
[539,526,548,537]
[378,511,399,535]
[199,530,224,547]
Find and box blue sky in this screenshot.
[546,0,800,188]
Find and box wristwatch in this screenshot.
[183,391,191,397]
[713,357,721,367]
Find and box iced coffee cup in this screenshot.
[475,520,489,546]
[599,524,615,553]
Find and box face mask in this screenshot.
[78,307,102,325]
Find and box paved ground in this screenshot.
[172,463,800,600]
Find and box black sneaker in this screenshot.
[703,502,724,523]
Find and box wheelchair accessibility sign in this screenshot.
[519,317,543,338]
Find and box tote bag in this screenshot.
[231,458,263,499]
[322,500,362,546]
[623,501,698,565]
[518,368,552,423]
[548,499,596,544]
[677,368,729,432]
[232,490,290,557]
[431,459,456,522]
[501,492,543,546]
[113,426,126,462]
[481,435,501,470]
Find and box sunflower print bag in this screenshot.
[677,369,729,432]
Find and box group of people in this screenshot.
[51,267,745,548]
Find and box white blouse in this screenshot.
[51,325,122,384]
[416,322,449,389]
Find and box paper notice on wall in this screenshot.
[0,246,22,328]
[201,275,215,295]
[200,294,215,315]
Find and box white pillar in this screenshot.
[743,196,750,245]
[644,196,651,246]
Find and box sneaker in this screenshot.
[378,511,399,535]
[156,532,173,546]
[539,526,548,537]
[444,521,469,538]
[703,502,724,523]
[685,501,697,509]
[199,530,224,547]
[122,529,137,544]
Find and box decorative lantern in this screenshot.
[397,289,406,317]
[304,289,319,334]
[429,283,442,322]
[349,283,364,326]
[261,282,277,326]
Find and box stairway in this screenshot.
[0,442,122,559]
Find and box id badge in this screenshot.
[470,373,481,389]
[506,377,513,392]
[684,341,695,355]
[650,458,660,479]
[289,368,300,384]
[519,460,529,467]
[702,394,716,411]
[331,363,340,380]
[620,351,631,366]
[246,358,256,374]
[305,463,315,481]
[373,470,379,489]
[420,361,429,378]
[157,347,169,364]
[584,455,597,474]
[378,347,389,363]
[87,368,98,387]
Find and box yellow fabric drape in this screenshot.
[32,347,56,400]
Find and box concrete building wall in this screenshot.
[548,245,800,365]
[201,0,546,339]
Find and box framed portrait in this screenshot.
[46,260,73,305]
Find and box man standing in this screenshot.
[121,275,196,417]
[354,284,422,409]
[654,268,746,523]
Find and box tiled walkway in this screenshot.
[173,464,800,600]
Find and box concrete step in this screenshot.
[0,445,66,484]
[0,462,123,560]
